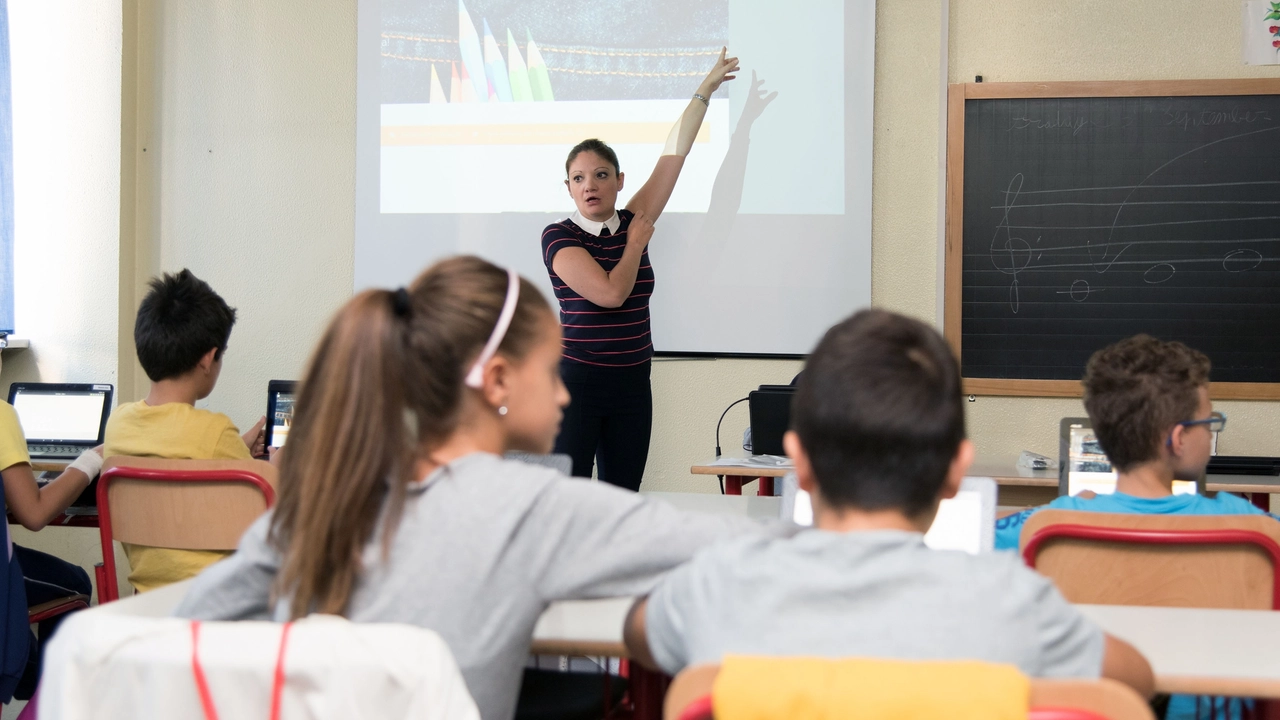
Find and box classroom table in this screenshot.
[1079,604,1280,699]
[971,458,1280,511]
[31,459,72,473]
[532,599,1280,704]
[689,459,792,496]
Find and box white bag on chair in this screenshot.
[38,612,480,720]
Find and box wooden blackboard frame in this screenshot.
[944,79,1280,400]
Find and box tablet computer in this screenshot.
[265,380,297,449]
[1058,417,1199,497]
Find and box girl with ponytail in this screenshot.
[177,256,775,720]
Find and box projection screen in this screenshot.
[355,0,874,355]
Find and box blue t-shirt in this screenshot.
[995,490,1269,552]
[996,490,1274,720]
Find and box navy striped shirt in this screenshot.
[541,208,654,368]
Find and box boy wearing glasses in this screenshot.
[996,334,1269,552]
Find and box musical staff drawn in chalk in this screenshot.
[988,124,1280,314]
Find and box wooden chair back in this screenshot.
[663,664,1154,720]
[99,456,277,550]
[1020,509,1280,609]
[95,456,277,603]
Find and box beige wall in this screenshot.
[115,0,1280,496]
[950,0,1280,462]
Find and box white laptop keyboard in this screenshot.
[27,444,83,457]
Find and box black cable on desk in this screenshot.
[715,397,750,495]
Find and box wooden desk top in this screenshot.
[690,459,793,478]
[967,459,1058,488]
[971,458,1280,495]
[31,459,71,473]
[1079,604,1280,699]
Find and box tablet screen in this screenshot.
[270,391,295,448]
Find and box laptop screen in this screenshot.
[787,477,997,554]
[12,386,110,442]
[265,381,297,449]
[1064,422,1196,497]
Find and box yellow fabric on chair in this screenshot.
[713,656,1030,720]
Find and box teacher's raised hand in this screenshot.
[698,47,741,97]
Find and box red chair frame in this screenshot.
[95,465,276,604]
[675,695,1111,720]
[1021,524,1280,610]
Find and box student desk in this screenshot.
[531,491,778,720]
[533,601,1280,703]
[971,458,1280,511]
[1080,604,1280,699]
[31,459,71,473]
[689,459,793,496]
[532,488,782,657]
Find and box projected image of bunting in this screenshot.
[381,0,729,103]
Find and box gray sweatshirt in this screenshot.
[175,452,772,720]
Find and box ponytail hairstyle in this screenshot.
[269,256,552,619]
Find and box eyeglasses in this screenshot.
[1177,411,1227,434]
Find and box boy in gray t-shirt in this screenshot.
[623,309,1154,699]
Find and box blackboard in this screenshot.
[945,80,1280,398]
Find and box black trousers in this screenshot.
[554,361,653,492]
[13,544,92,699]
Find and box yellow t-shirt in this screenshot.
[104,401,251,593]
[0,402,31,473]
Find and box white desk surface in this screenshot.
[1079,604,1280,699]
[531,491,779,656]
[644,490,781,521]
[94,579,192,617]
[79,541,1280,698]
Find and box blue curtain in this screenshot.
[0,0,14,333]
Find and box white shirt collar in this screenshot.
[570,210,621,237]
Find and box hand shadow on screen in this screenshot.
[671,71,778,282]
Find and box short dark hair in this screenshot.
[565,138,620,177]
[792,309,966,517]
[134,269,237,382]
[1082,335,1210,472]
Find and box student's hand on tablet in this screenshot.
[243,416,267,456]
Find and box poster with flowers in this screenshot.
[1243,1,1280,64]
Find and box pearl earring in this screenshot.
[498,406,508,416]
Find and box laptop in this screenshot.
[265,380,297,449]
[1059,417,1198,497]
[7,383,113,460]
[747,387,795,457]
[779,474,998,554]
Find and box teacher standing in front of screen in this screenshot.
[539,49,740,491]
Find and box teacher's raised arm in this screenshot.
[627,48,740,222]
[538,49,741,492]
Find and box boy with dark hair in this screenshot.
[105,269,265,593]
[623,309,1153,697]
[995,334,1270,551]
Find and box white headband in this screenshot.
[464,268,521,389]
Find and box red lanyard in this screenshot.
[191,620,294,720]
